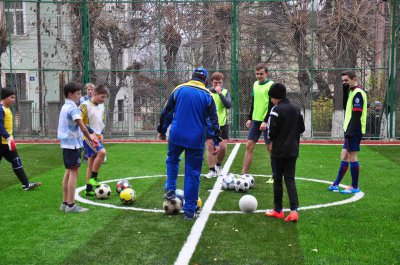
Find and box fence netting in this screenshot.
[1,0,399,140]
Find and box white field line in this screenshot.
[174,143,241,265]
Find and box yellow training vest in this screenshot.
[211,89,228,126]
[252,80,274,121]
[343,87,367,134]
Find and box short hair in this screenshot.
[255,63,269,72]
[211,72,224,81]
[84,83,95,91]
[341,70,357,80]
[63,82,81,98]
[94,84,109,96]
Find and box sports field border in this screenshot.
[15,139,400,145]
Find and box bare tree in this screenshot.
[0,2,9,87]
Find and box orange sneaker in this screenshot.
[285,211,299,222]
[264,210,284,219]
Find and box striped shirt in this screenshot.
[57,99,83,149]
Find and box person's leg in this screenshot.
[242,140,256,174]
[217,139,227,165]
[165,142,184,194]
[62,169,70,203]
[67,167,79,205]
[265,158,284,218]
[329,142,349,191]
[348,151,360,189]
[283,158,299,211]
[183,148,204,218]
[204,139,217,178]
[86,156,95,194]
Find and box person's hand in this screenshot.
[260,121,267,131]
[89,134,99,148]
[158,133,166,140]
[215,85,222,94]
[246,120,251,128]
[7,136,16,152]
[212,145,220,155]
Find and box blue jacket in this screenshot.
[157,80,220,149]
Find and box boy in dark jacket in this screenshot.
[264,83,305,222]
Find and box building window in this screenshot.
[5,73,27,112]
[56,3,66,41]
[5,1,25,36]
[118,99,124,121]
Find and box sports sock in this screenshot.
[68,203,75,207]
[209,167,216,172]
[86,184,93,192]
[91,172,98,179]
[350,161,360,189]
[216,163,221,167]
[63,202,68,205]
[333,161,349,186]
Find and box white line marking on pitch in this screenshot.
[174,143,241,265]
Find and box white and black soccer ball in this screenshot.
[239,195,258,213]
[235,177,250,192]
[120,188,136,205]
[116,179,132,194]
[95,184,111,199]
[222,174,236,190]
[163,197,183,215]
[242,174,255,188]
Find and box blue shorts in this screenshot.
[247,120,270,144]
[83,139,105,158]
[343,134,362,152]
[62,148,82,169]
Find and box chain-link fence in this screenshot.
[1,0,399,140]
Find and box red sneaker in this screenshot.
[264,210,284,219]
[285,211,299,222]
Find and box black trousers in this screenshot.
[0,144,29,186]
[271,157,299,211]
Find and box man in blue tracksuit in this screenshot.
[157,67,221,220]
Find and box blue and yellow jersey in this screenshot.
[79,100,106,139]
[0,104,13,144]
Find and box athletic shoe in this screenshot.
[60,203,67,212]
[265,178,274,184]
[88,178,101,187]
[163,190,176,200]
[285,211,299,222]
[85,190,95,197]
[65,204,89,213]
[340,186,360,194]
[204,170,217,179]
[328,184,340,192]
[264,210,284,219]
[22,182,42,191]
[215,165,223,176]
[184,212,198,221]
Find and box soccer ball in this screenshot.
[120,188,136,205]
[242,174,255,188]
[239,195,258,213]
[176,189,185,203]
[94,184,111,199]
[235,177,250,192]
[116,179,132,194]
[163,197,183,215]
[222,173,236,190]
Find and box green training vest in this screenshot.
[252,80,273,121]
[211,89,228,126]
[343,87,367,134]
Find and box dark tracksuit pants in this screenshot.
[271,157,299,211]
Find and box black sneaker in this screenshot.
[163,190,176,200]
[22,182,42,191]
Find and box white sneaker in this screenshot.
[215,165,223,176]
[60,203,66,212]
[204,171,217,179]
[65,204,89,213]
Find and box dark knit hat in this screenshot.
[1,87,16,100]
[268,83,286,99]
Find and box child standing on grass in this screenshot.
[0,87,41,191]
[264,83,305,222]
[58,82,97,213]
[79,85,109,196]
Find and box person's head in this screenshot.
[84,83,95,97]
[64,82,82,103]
[341,70,358,88]
[191,67,209,85]
[268,83,286,105]
[255,63,269,83]
[1,87,16,107]
[91,84,109,105]
[374,100,382,111]
[211,72,224,88]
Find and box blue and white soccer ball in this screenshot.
[176,189,185,203]
[242,174,255,188]
[222,173,236,190]
[235,177,250,192]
